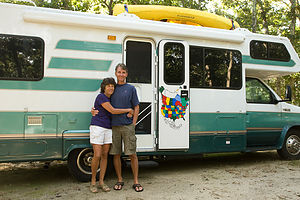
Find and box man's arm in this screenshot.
[91,107,98,116]
[132,104,139,126]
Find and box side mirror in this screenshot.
[285,85,292,101]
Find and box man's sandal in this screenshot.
[99,183,111,192]
[132,184,144,192]
[113,182,124,190]
[90,184,98,193]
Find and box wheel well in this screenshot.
[67,147,93,159]
[67,148,81,159]
[278,126,300,150]
[288,126,300,133]
[63,143,92,160]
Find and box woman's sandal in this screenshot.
[99,183,111,192]
[132,184,144,192]
[113,182,124,190]
[90,184,98,193]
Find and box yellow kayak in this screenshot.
[113,4,240,30]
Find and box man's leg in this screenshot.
[129,154,143,191]
[113,154,122,182]
[123,124,143,192]
[113,154,123,189]
[129,154,139,184]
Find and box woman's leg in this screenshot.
[91,144,102,185]
[99,144,110,185]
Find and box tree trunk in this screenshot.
[226,52,233,88]
[252,0,257,33]
[275,77,282,98]
[289,0,296,46]
[108,0,114,15]
[257,0,269,34]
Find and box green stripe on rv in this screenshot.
[0,77,101,91]
[0,112,91,135]
[56,40,122,53]
[242,55,296,67]
[190,113,246,132]
[48,57,111,71]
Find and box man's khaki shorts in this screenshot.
[109,124,137,155]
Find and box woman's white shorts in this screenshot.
[89,125,112,145]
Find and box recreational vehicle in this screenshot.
[0,3,299,182]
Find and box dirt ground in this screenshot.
[0,151,300,200]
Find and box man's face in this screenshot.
[115,67,128,83]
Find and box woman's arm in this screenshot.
[102,102,133,115]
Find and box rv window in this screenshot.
[164,42,185,85]
[246,78,275,104]
[126,41,152,83]
[0,34,44,81]
[190,46,242,89]
[250,41,268,59]
[250,40,290,62]
[190,46,204,88]
[268,42,290,61]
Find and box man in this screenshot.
[92,63,143,192]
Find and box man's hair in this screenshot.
[115,63,128,73]
[100,77,116,93]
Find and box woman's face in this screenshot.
[104,84,115,95]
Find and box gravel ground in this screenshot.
[0,151,300,200]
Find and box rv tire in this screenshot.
[277,129,300,160]
[68,148,114,182]
[67,148,94,182]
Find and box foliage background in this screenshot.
[1,0,299,105]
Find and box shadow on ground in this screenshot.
[0,150,283,186]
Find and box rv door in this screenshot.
[158,40,190,150]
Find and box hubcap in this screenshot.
[286,135,300,156]
[76,148,99,175]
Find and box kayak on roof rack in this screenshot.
[113,4,240,30]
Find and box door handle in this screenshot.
[181,90,188,97]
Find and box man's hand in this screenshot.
[91,107,99,116]
[127,109,134,118]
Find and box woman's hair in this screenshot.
[100,77,116,93]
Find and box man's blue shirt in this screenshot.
[111,83,139,126]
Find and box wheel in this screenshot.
[67,148,113,182]
[277,129,300,160]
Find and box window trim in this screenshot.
[0,33,45,81]
[163,42,185,85]
[124,39,153,84]
[190,45,243,90]
[250,40,291,62]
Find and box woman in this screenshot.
[89,77,133,193]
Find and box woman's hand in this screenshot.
[91,107,99,116]
[127,109,134,118]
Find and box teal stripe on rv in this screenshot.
[190,113,246,133]
[242,55,296,67]
[0,77,101,91]
[0,112,91,135]
[48,57,112,71]
[56,40,122,53]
